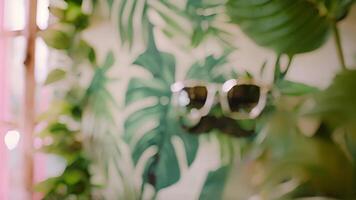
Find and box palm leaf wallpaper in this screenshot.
[37,0,356,199]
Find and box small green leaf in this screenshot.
[63,170,83,185]
[49,7,65,18]
[45,69,67,85]
[35,177,58,194]
[71,40,95,63]
[276,79,319,96]
[49,122,69,133]
[40,29,71,49]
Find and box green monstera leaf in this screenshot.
[226,0,355,55]
[227,108,356,199]
[124,44,196,191]
[124,39,230,191]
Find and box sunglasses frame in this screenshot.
[171,79,269,126]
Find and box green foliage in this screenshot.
[226,0,355,55]
[311,69,356,164]
[40,29,72,50]
[185,53,230,83]
[38,0,356,199]
[36,99,93,199]
[226,94,356,199]
[276,80,319,96]
[36,157,92,199]
[311,69,356,127]
[63,2,89,30]
[36,0,102,199]
[220,52,355,199]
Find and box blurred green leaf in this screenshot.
[40,29,72,49]
[311,69,356,126]
[65,5,89,30]
[276,80,319,96]
[35,177,59,194]
[45,68,67,85]
[226,0,354,55]
[238,108,356,199]
[49,7,65,18]
[49,122,70,133]
[64,170,83,185]
[65,0,83,6]
[71,40,96,64]
[36,0,99,199]
[310,69,356,169]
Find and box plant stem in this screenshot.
[332,23,347,70]
[281,55,294,79]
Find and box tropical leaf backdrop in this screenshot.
[124,29,237,196]
[37,0,356,199]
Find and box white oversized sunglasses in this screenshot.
[171,79,269,127]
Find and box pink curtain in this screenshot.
[0,0,10,198]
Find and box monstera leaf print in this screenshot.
[124,44,197,191]
[111,0,230,48]
[124,41,231,192]
[81,52,139,198]
[226,0,355,55]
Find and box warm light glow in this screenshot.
[4,130,21,150]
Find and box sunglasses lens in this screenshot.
[227,84,260,113]
[177,86,208,110]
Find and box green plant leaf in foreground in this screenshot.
[310,69,356,164]
[229,108,355,199]
[45,68,67,85]
[226,0,354,55]
[276,79,319,96]
[311,69,356,126]
[40,29,72,50]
